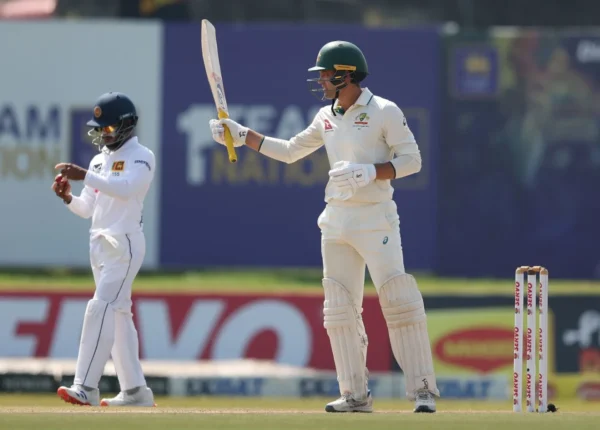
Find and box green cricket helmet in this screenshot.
[307,41,369,111]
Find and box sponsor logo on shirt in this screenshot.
[135,160,151,171]
[324,119,333,131]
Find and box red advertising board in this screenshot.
[0,291,392,371]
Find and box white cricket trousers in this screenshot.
[318,200,439,399]
[74,231,147,391]
[318,200,405,300]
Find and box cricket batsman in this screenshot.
[52,92,156,407]
[209,41,438,413]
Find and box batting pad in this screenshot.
[322,278,369,399]
[379,274,439,399]
[74,299,115,388]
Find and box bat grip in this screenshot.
[218,110,238,163]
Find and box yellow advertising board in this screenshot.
[427,307,556,374]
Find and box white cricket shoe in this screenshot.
[100,386,156,407]
[413,388,436,413]
[57,384,100,406]
[325,390,373,413]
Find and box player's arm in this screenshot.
[66,183,97,219]
[379,102,422,180]
[53,178,97,219]
[251,117,323,163]
[53,160,98,218]
[211,116,323,164]
[83,154,155,200]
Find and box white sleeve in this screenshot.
[383,103,422,179]
[258,114,324,164]
[66,184,96,219]
[84,152,155,200]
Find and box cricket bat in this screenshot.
[201,19,237,163]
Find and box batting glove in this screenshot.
[209,118,248,147]
[328,161,377,194]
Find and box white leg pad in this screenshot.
[323,278,369,399]
[74,299,115,388]
[379,274,439,399]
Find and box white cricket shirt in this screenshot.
[66,136,156,237]
[259,87,421,204]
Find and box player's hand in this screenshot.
[328,161,377,194]
[55,163,88,181]
[52,174,72,203]
[209,118,247,147]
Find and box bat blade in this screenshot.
[201,19,237,163]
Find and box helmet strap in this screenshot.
[330,83,348,116]
[331,91,338,116]
[330,70,349,116]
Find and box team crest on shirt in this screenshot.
[111,161,125,171]
[354,112,370,128]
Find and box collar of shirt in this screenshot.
[354,87,374,106]
[102,136,138,155]
[333,87,375,114]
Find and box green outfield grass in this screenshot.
[0,268,598,295]
[0,395,597,430]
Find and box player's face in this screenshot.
[95,124,118,145]
[307,69,348,102]
[319,71,339,99]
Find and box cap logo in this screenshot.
[334,64,357,71]
[93,106,102,118]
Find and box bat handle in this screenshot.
[218,110,238,163]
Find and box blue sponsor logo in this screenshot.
[299,378,378,397]
[135,159,151,171]
[437,378,501,399]
[186,378,264,396]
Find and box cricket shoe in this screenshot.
[325,390,373,413]
[57,384,100,406]
[100,386,156,407]
[413,388,436,413]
